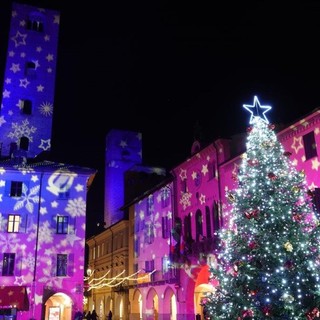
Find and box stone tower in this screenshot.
[0,2,60,159]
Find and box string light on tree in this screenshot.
[202,96,320,319]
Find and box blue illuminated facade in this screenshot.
[0,2,59,159]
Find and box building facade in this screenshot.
[0,3,97,320]
[0,2,60,159]
[87,107,320,320]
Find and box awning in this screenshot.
[195,264,219,288]
[0,286,29,311]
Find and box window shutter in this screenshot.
[68,254,74,276]
[51,215,57,230]
[19,214,28,232]
[68,217,76,234]
[51,255,57,277]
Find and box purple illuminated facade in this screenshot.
[0,3,96,320]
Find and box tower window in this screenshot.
[25,61,36,76]
[22,100,32,115]
[26,19,44,32]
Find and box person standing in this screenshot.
[91,309,98,320]
[108,310,112,320]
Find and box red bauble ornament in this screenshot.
[247,159,259,166]
[283,151,292,157]
[247,126,253,133]
[268,123,275,130]
[267,172,277,180]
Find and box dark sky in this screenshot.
[1,0,320,231]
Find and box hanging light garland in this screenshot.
[84,269,156,290]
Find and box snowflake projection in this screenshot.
[179,190,192,210]
[26,223,38,243]
[23,252,36,271]
[7,119,37,142]
[13,184,43,213]
[0,233,21,252]
[37,254,64,289]
[65,197,86,217]
[17,166,35,175]
[37,221,54,249]
[38,101,53,116]
[149,211,161,238]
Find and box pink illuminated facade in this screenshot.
[108,108,320,320]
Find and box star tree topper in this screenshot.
[243,95,271,124]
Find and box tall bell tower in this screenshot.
[0,2,60,159]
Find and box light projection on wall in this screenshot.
[0,3,60,158]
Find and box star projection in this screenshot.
[202,99,320,319]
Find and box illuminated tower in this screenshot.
[104,129,143,226]
[0,2,60,159]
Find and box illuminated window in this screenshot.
[303,131,317,160]
[2,253,15,276]
[57,216,69,234]
[10,181,23,197]
[57,254,68,276]
[7,214,20,233]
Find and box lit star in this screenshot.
[199,194,206,204]
[11,31,27,47]
[179,168,187,181]
[14,276,25,285]
[51,200,58,208]
[19,78,30,88]
[119,140,128,148]
[291,137,303,154]
[37,84,44,92]
[243,95,271,124]
[0,180,5,187]
[201,164,208,176]
[31,175,38,182]
[312,158,320,171]
[46,54,54,62]
[40,207,48,215]
[2,89,10,98]
[75,184,84,192]
[0,116,6,126]
[39,139,51,151]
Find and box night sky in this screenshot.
[1,0,320,232]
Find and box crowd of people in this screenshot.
[76,309,112,320]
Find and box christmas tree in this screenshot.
[202,96,320,319]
